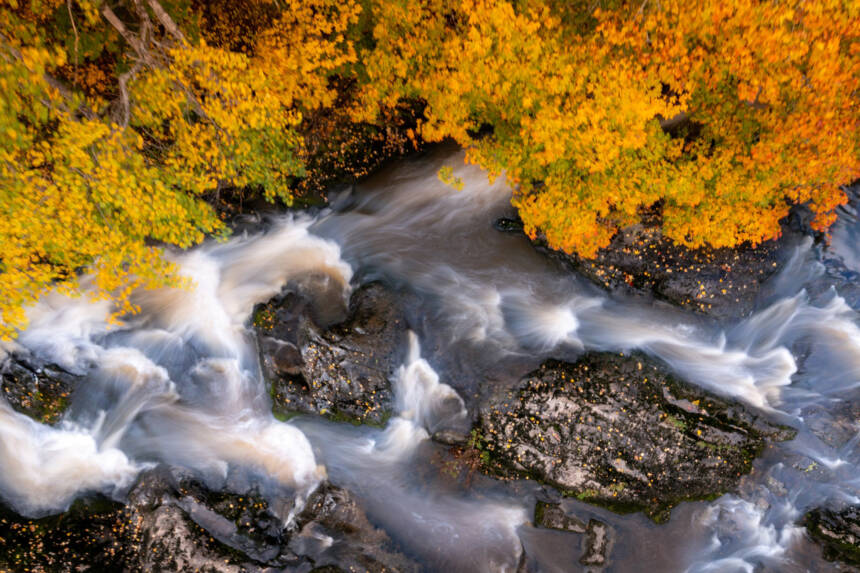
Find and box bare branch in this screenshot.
[101,3,148,59]
[67,0,80,68]
[100,2,210,130]
[146,0,186,44]
[116,61,143,127]
[743,87,769,110]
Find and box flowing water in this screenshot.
[1,150,859,571]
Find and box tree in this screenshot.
[2,0,857,338]
[0,0,359,339]
[355,0,859,255]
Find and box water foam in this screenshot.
[3,216,352,516]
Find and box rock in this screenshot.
[211,96,425,222]
[580,519,613,568]
[255,282,413,425]
[526,205,806,321]
[494,216,524,233]
[531,503,614,569]
[0,495,132,572]
[804,401,860,451]
[292,484,421,572]
[0,469,419,572]
[262,338,304,376]
[480,353,792,522]
[134,504,247,573]
[432,428,471,446]
[805,505,860,567]
[534,501,586,533]
[291,95,425,199]
[1,356,76,424]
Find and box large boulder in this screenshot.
[538,220,783,321]
[254,282,412,426]
[503,205,813,321]
[479,352,793,522]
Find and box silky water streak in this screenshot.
[0,217,352,515]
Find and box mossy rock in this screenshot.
[805,506,860,567]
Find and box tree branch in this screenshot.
[67,0,80,68]
[146,0,186,44]
[101,3,148,60]
[116,61,142,127]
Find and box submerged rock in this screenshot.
[0,469,418,572]
[255,282,412,426]
[494,216,525,233]
[291,484,421,572]
[480,353,793,522]
[804,505,860,567]
[534,501,586,533]
[580,518,613,569]
[532,502,614,569]
[432,428,471,447]
[0,356,76,424]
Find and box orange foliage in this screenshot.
[2,0,858,338]
[357,0,860,255]
[598,0,860,248]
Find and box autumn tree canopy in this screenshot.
[357,0,859,255]
[1,0,858,337]
[0,0,359,338]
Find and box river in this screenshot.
[1,150,858,571]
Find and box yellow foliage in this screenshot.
[2,0,858,338]
[356,0,859,255]
[0,0,360,338]
[0,46,221,339]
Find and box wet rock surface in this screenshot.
[580,518,613,568]
[544,223,781,321]
[0,469,418,572]
[1,356,76,424]
[805,505,860,567]
[255,282,412,425]
[0,494,133,572]
[511,206,812,321]
[534,500,586,533]
[532,502,614,569]
[290,483,421,572]
[480,352,793,521]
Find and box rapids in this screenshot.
[1,150,858,571]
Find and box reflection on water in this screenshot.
[1,151,858,571]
